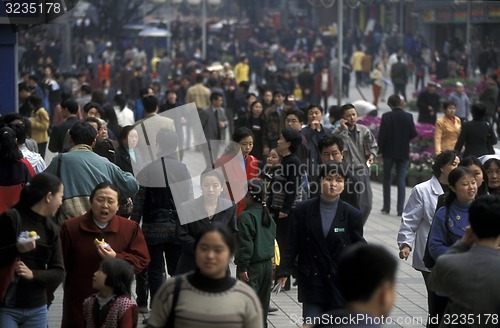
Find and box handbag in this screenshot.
[142,157,178,245]
[0,209,21,305]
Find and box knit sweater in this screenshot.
[148,270,263,328]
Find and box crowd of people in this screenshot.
[1,13,500,328]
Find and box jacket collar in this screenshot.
[79,211,120,233]
[429,175,444,196]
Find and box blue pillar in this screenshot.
[0,25,17,116]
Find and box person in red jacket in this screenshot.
[61,182,150,328]
[216,127,259,216]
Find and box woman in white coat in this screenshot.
[397,150,459,328]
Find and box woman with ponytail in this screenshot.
[236,178,276,326]
[0,172,65,327]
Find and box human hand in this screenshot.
[276,277,287,288]
[218,121,226,129]
[16,240,36,253]
[278,212,288,218]
[310,120,321,131]
[98,244,116,259]
[239,272,249,282]
[16,261,33,280]
[461,226,478,247]
[399,245,411,260]
[367,154,374,165]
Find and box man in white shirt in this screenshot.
[10,123,47,173]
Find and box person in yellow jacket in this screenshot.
[435,101,461,155]
[27,94,50,159]
[234,56,250,85]
[351,47,365,87]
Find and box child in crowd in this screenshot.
[83,258,138,328]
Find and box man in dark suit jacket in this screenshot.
[378,95,417,216]
[277,162,366,321]
[390,56,408,100]
[417,82,441,124]
[48,99,80,153]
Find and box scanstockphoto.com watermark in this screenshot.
[289,313,426,326]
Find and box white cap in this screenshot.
[479,154,500,165]
[456,81,464,87]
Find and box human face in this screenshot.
[92,267,107,291]
[87,107,101,119]
[456,85,464,94]
[307,107,323,125]
[274,93,284,106]
[321,174,345,200]
[127,130,139,149]
[343,108,357,126]
[47,184,64,217]
[266,149,281,167]
[441,156,460,183]
[321,144,343,164]
[465,164,484,189]
[251,102,263,118]
[450,174,477,204]
[444,104,456,118]
[195,231,232,279]
[285,114,302,131]
[91,187,119,223]
[167,92,177,104]
[486,161,500,189]
[98,124,108,140]
[213,96,223,108]
[201,175,223,201]
[277,134,290,153]
[239,135,254,157]
[263,91,273,104]
[246,95,257,107]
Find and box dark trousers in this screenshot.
[394,83,407,101]
[135,269,149,307]
[273,212,291,290]
[37,142,47,160]
[355,71,363,86]
[421,271,448,328]
[147,242,182,300]
[382,158,409,215]
[246,260,273,327]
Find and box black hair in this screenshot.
[100,258,134,296]
[210,91,223,103]
[27,94,43,110]
[432,150,457,178]
[442,101,456,111]
[459,156,487,196]
[113,93,127,110]
[387,94,402,108]
[85,117,102,130]
[62,99,79,115]
[232,127,254,143]
[195,74,204,84]
[200,169,225,186]
[340,103,356,116]
[306,104,323,114]
[9,123,27,145]
[328,105,342,122]
[156,128,179,154]
[245,93,257,100]
[142,95,158,114]
[194,223,236,256]
[444,167,475,208]
[273,89,285,97]
[280,128,302,154]
[2,112,23,125]
[471,103,486,121]
[140,87,152,98]
[119,125,135,148]
[338,244,398,302]
[285,109,305,123]
[17,172,61,209]
[318,134,344,153]
[90,182,119,203]
[91,90,107,105]
[69,122,97,146]
[247,179,272,227]
[0,127,22,162]
[469,195,500,239]
[80,84,92,95]
[83,102,103,116]
[18,82,31,93]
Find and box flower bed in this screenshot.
[358,115,435,186]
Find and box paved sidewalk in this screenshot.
[47,180,428,327]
